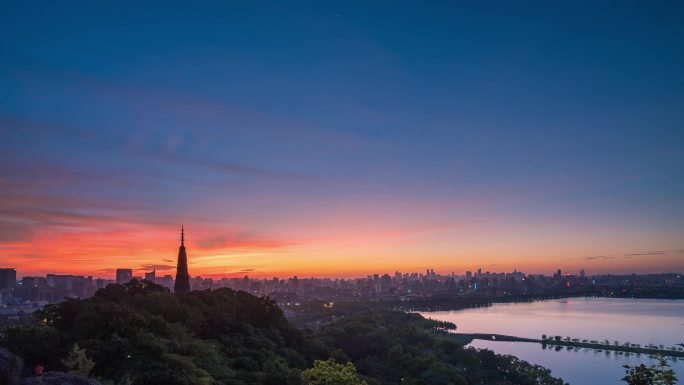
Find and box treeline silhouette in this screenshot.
[1,280,566,385]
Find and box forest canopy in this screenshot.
[0,281,566,385]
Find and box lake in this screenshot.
[421,297,684,385]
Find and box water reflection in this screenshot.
[468,339,684,385]
[423,298,684,385]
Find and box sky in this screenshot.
[1,1,683,279]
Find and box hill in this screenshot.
[0,281,565,385]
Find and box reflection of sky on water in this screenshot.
[423,298,684,385]
[423,297,684,346]
[470,340,683,385]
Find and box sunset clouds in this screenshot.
[1,2,683,278]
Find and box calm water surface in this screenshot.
[422,297,684,385]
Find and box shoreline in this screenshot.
[450,333,684,358]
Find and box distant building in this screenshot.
[116,269,133,284]
[44,274,93,299]
[144,270,156,283]
[158,275,174,290]
[174,225,191,295]
[0,268,17,289]
[15,276,53,303]
[21,276,46,288]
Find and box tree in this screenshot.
[263,356,300,385]
[61,343,95,377]
[652,358,678,385]
[622,364,653,385]
[301,359,367,385]
[623,358,678,385]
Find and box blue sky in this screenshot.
[1,1,683,277]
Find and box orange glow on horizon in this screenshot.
[3,219,683,280]
[2,193,682,280]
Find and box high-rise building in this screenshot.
[0,268,17,289]
[116,268,133,284]
[145,270,156,283]
[174,225,191,295]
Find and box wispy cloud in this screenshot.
[624,251,667,257]
[579,249,683,262]
[138,264,176,271]
[194,233,298,250]
[2,114,314,182]
[157,152,313,180]
[583,255,614,261]
[196,268,258,279]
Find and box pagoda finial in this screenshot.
[175,225,190,295]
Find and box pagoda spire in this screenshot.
[174,225,191,295]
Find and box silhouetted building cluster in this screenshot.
[0,227,193,314]
[1,229,683,315]
[1,265,682,313]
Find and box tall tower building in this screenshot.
[0,268,17,289]
[174,225,191,295]
[115,268,133,284]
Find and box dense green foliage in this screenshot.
[1,281,306,385]
[1,281,567,385]
[301,359,367,385]
[623,358,678,385]
[62,343,95,377]
[305,303,565,385]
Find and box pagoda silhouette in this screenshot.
[174,225,191,295]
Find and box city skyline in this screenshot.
[4,228,682,281]
[2,220,683,278]
[2,2,684,278]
